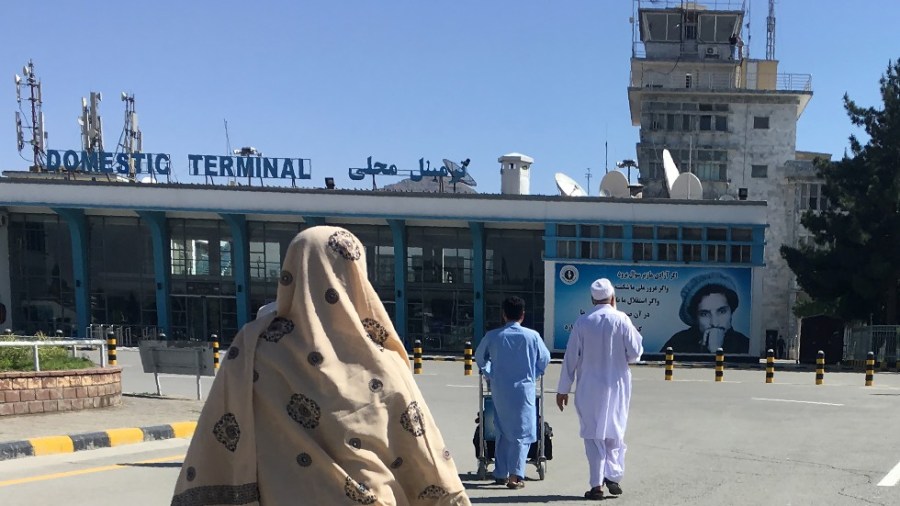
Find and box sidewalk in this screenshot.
[0,394,203,460]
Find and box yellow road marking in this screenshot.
[0,454,184,487]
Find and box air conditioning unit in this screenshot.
[705,47,719,58]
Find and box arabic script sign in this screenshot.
[348,156,469,184]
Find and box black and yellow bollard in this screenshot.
[765,349,775,384]
[715,348,724,382]
[665,347,674,381]
[464,341,473,376]
[413,340,423,375]
[815,350,825,385]
[212,334,220,371]
[107,330,117,366]
[865,351,875,386]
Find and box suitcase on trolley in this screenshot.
[473,373,551,480]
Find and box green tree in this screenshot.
[781,60,900,324]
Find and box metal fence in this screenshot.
[845,325,900,366]
[86,324,160,347]
[0,337,108,371]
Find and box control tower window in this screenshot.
[644,13,682,42]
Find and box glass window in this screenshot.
[603,225,624,238]
[603,242,623,260]
[682,227,703,240]
[633,243,653,261]
[557,224,576,237]
[707,228,727,240]
[657,227,678,240]
[557,240,577,259]
[580,241,600,259]
[731,245,752,263]
[682,244,703,262]
[754,116,770,129]
[751,165,768,178]
[715,115,728,132]
[657,243,678,261]
[700,115,712,130]
[580,225,600,238]
[707,244,727,262]
[633,226,654,239]
[731,228,753,241]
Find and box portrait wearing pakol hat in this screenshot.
[678,272,739,327]
[590,278,615,301]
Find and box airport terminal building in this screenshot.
[0,155,768,356]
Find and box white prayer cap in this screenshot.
[590,278,614,301]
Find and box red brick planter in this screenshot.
[0,367,122,416]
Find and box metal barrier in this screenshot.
[0,337,108,371]
[86,324,160,347]
[846,325,900,368]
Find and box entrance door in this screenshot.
[171,295,237,342]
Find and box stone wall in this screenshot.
[0,367,122,416]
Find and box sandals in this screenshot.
[584,487,604,500]
[507,480,525,489]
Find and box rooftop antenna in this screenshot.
[766,0,776,60]
[119,92,143,182]
[78,91,104,155]
[584,167,592,195]
[14,60,48,172]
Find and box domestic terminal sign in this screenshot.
[43,149,312,180]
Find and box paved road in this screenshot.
[2,357,899,504]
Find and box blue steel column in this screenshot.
[388,220,408,348]
[221,214,251,330]
[52,208,89,338]
[137,211,171,336]
[469,222,486,346]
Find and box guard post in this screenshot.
[815,350,825,385]
[212,334,220,371]
[665,347,674,381]
[107,330,117,366]
[715,348,724,382]
[865,351,875,386]
[414,339,423,375]
[464,340,473,376]
[765,349,775,383]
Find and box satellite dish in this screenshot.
[139,175,156,184]
[662,148,680,194]
[442,159,477,187]
[599,171,630,198]
[555,172,587,197]
[670,172,703,200]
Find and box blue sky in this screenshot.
[2,0,898,195]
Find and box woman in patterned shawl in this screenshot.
[171,226,470,506]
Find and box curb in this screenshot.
[0,421,196,462]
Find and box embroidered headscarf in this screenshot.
[172,226,470,505]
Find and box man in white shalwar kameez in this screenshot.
[556,278,643,500]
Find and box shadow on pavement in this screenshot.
[120,462,184,468]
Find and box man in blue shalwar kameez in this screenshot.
[475,296,551,489]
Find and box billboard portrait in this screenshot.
[551,264,753,355]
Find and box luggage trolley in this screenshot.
[475,372,548,481]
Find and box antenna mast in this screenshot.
[766,0,776,60]
[79,91,104,154]
[119,93,142,181]
[14,60,47,172]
